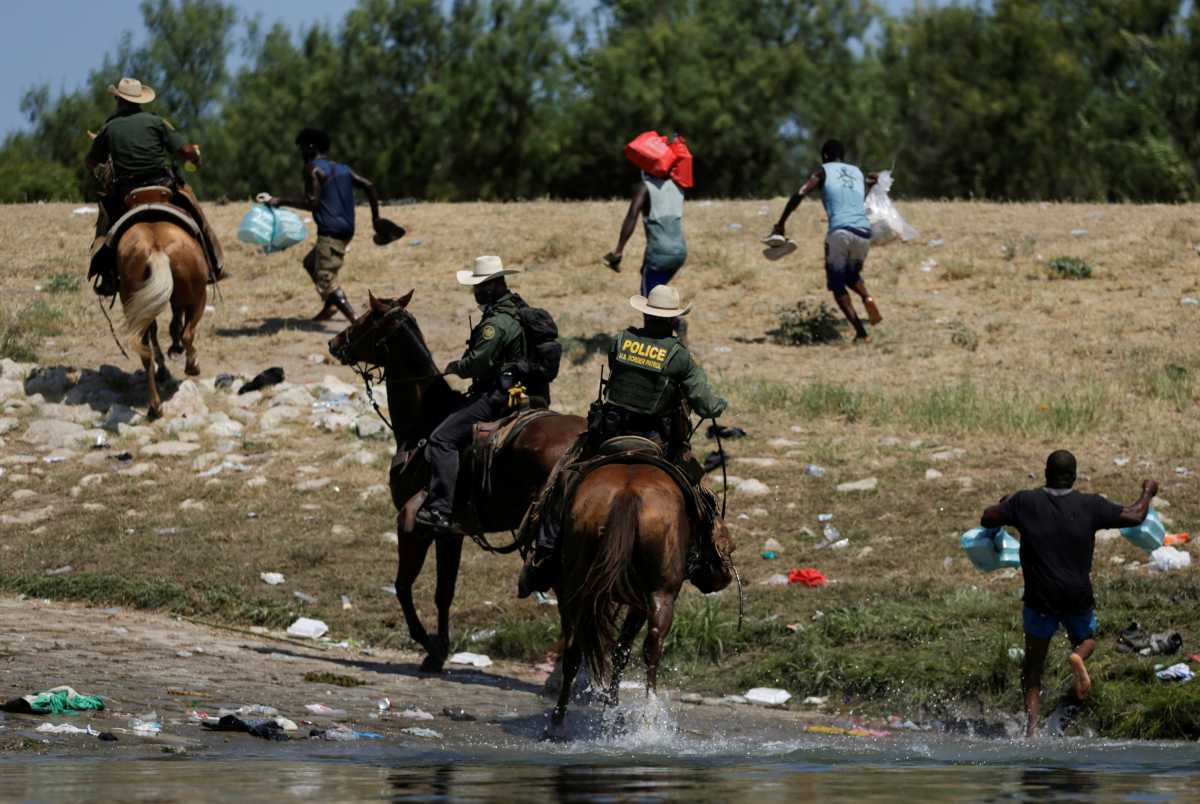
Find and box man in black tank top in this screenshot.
[267,128,383,322]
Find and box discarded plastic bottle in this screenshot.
[1120,507,1166,553]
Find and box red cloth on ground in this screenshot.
[788,568,827,588]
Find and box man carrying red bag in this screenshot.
[604,131,693,340]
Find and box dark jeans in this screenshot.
[424,393,505,515]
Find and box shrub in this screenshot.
[772,301,841,345]
[44,273,82,294]
[1049,256,1093,279]
[0,158,80,203]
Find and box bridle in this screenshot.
[331,305,444,433]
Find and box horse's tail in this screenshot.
[573,488,641,684]
[121,249,173,343]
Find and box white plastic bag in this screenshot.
[865,170,917,245]
[237,204,308,253]
[1148,546,1191,573]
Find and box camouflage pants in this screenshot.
[302,235,348,299]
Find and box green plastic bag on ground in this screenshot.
[11,686,104,714]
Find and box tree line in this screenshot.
[2,0,1197,204]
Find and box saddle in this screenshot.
[387,407,558,531]
[522,437,728,588]
[88,183,209,295]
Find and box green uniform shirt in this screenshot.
[87,110,186,185]
[456,293,526,392]
[606,327,727,418]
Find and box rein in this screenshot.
[693,415,739,629]
[96,294,130,359]
[341,306,444,433]
[465,530,529,556]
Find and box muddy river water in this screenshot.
[3,712,1198,802]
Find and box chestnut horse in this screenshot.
[329,291,586,672]
[550,462,733,733]
[115,221,208,419]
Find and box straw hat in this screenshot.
[107,77,156,105]
[456,255,521,286]
[630,284,692,318]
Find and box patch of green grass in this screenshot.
[0,300,67,362]
[473,612,559,662]
[303,671,364,687]
[739,377,1113,437]
[666,574,1200,739]
[43,273,82,294]
[1049,256,1093,279]
[664,597,733,663]
[740,379,866,422]
[1145,363,1194,412]
[0,573,294,629]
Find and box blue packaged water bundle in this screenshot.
[1119,507,1165,553]
[237,204,307,253]
[961,527,1021,572]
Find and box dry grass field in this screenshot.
[1,198,1198,737]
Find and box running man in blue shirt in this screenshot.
[268,128,383,322]
[769,140,882,342]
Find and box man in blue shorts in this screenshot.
[768,139,882,341]
[981,450,1158,737]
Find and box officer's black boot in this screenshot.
[517,521,559,598]
[414,504,455,533]
[516,553,555,599]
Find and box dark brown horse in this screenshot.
[115,221,208,419]
[329,291,586,672]
[550,462,733,733]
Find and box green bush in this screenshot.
[772,301,842,345]
[0,158,81,203]
[1049,256,1093,279]
[44,273,82,294]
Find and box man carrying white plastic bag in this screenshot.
[765,140,886,342]
[864,170,918,245]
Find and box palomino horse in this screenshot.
[328,291,587,672]
[115,221,208,419]
[550,462,733,733]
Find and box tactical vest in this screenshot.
[606,329,682,415]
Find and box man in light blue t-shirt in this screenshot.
[769,140,882,342]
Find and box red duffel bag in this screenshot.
[668,135,693,188]
[624,131,676,177]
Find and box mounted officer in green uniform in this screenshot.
[414,256,536,533]
[85,77,226,296]
[518,283,728,597]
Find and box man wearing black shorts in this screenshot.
[981,450,1157,738]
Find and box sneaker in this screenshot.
[414,507,455,533]
[864,297,882,325]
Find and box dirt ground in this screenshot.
[0,596,841,755]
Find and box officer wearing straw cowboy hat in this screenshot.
[414,256,532,532]
[85,77,226,295]
[518,283,726,596]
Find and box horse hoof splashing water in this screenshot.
[548,462,734,734]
